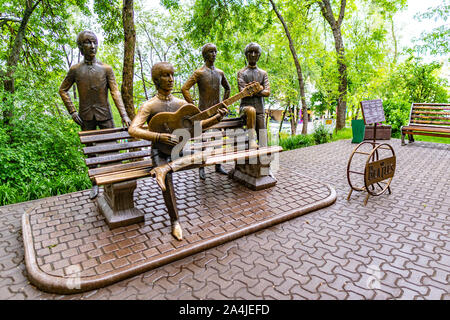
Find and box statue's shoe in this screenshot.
[199,167,206,180]
[172,221,183,241]
[89,185,99,200]
[215,164,228,175]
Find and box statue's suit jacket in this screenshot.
[237,66,270,115]
[59,60,128,121]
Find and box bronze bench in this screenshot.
[401,103,450,145]
[78,118,282,228]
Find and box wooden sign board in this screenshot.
[361,99,385,125]
[365,156,396,186]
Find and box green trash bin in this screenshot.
[351,119,365,143]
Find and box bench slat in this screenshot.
[411,115,450,120]
[204,146,282,165]
[402,130,450,138]
[78,127,127,137]
[410,120,450,125]
[88,159,153,177]
[83,140,152,155]
[413,106,450,110]
[402,125,450,133]
[95,168,152,185]
[186,136,248,151]
[197,128,248,140]
[412,111,450,115]
[80,131,133,144]
[210,118,244,130]
[85,149,152,166]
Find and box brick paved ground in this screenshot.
[0,139,449,299]
[21,156,335,294]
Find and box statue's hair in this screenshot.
[244,42,262,56]
[76,30,97,50]
[151,62,175,87]
[201,43,217,60]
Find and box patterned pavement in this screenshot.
[0,139,449,299]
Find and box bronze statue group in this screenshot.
[59,31,270,240]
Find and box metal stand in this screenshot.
[347,123,396,206]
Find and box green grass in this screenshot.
[331,127,353,141]
[332,127,449,144]
[412,135,449,144]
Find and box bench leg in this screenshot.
[401,132,406,146]
[97,180,145,229]
[408,134,415,143]
[230,156,277,191]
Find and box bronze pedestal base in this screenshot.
[97,180,144,229]
[229,160,277,191]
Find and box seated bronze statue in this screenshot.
[128,62,228,240]
[128,62,262,240]
[238,42,271,147]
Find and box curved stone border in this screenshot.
[22,180,336,294]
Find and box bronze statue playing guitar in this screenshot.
[128,62,263,241]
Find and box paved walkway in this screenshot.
[0,139,448,299]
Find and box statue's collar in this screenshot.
[156,93,173,101]
[247,65,257,69]
[84,58,96,66]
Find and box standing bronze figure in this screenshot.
[181,43,231,179]
[128,62,228,241]
[237,42,270,147]
[59,30,131,199]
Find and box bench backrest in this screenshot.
[408,103,450,128]
[78,117,247,178]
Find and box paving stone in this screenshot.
[0,139,448,299]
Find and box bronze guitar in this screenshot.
[148,81,263,136]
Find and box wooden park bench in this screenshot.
[401,103,450,145]
[78,118,282,228]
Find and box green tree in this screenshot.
[269,0,308,134]
[1,0,89,129]
[316,0,348,130]
[414,2,449,56]
[382,57,449,135]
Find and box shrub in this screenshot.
[312,122,331,145]
[278,134,314,150]
[383,99,411,137]
[0,103,91,206]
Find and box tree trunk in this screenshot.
[389,16,398,65]
[269,0,308,135]
[121,0,136,120]
[318,0,347,130]
[2,0,41,126]
[279,107,287,134]
[290,105,297,136]
[136,47,148,100]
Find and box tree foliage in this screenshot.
[382,57,449,136]
[0,0,449,205]
[414,3,450,56]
